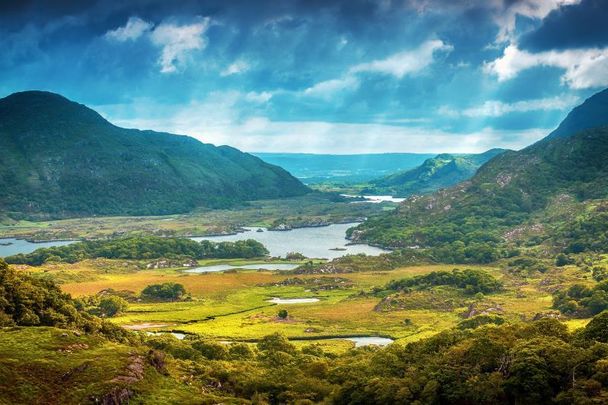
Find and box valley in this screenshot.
[2,66,608,405]
[4,2,608,403]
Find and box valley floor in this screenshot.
[0,194,390,242]
[18,256,593,350]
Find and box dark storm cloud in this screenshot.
[520,0,608,51]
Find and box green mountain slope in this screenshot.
[365,148,507,196]
[352,89,608,260]
[546,87,608,140]
[0,91,309,218]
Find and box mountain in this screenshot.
[546,88,608,140]
[0,91,309,218]
[352,89,608,260]
[253,152,435,184]
[365,149,507,197]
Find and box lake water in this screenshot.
[191,223,389,259]
[267,297,320,304]
[0,238,76,257]
[342,336,394,347]
[146,331,187,340]
[341,194,405,204]
[0,223,389,260]
[185,263,300,273]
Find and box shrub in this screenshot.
[141,283,186,301]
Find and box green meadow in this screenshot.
[24,255,590,349]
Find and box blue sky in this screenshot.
[1,0,607,153]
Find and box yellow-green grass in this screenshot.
[47,260,595,349]
[0,327,201,404]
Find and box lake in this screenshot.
[0,238,75,257]
[340,194,405,203]
[185,263,300,273]
[0,223,389,260]
[191,223,389,259]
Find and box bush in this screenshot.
[141,283,186,301]
[98,296,128,317]
[386,268,502,295]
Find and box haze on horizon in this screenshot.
[1,0,607,154]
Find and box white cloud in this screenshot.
[105,17,152,42]
[245,91,273,103]
[301,39,451,98]
[150,18,211,73]
[493,0,581,42]
[221,60,250,76]
[485,44,608,89]
[440,95,580,118]
[304,76,360,98]
[349,39,453,78]
[98,97,550,154]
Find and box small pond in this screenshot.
[267,297,320,304]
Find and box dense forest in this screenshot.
[4,236,269,265]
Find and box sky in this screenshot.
[1,0,607,154]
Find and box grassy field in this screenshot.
[0,193,390,241]
[0,327,202,404]
[31,257,595,350]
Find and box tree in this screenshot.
[141,283,186,301]
[277,309,288,319]
[98,296,128,317]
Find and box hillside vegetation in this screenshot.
[4,236,268,266]
[0,91,309,219]
[352,89,608,262]
[4,257,608,403]
[364,148,506,197]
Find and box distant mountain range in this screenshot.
[353,88,608,259]
[253,152,435,184]
[364,149,507,197]
[0,91,309,219]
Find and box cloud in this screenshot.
[221,60,250,76]
[520,0,608,51]
[300,39,451,99]
[101,99,550,154]
[105,17,152,42]
[493,0,581,42]
[303,76,360,98]
[349,39,452,78]
[440,95,580,118]
[150,17,211,73]
[245,91,273,103]
[485,44,608,89]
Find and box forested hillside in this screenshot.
[365,148,506,197]
[352,89,608,261]
[0,91,309,219]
